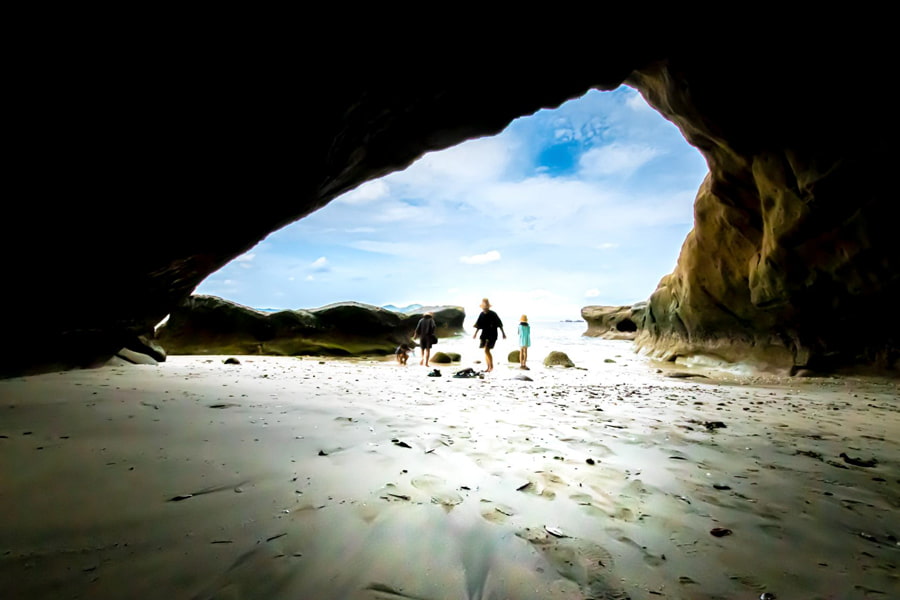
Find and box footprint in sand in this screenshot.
[479,500,517,523]
[569,492,610,518]
[605,527,666,566]
[516,527,626,599]
[410,474,463,508]
[517,471,566,500]
[375,483,413,503]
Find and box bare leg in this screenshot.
[485,348,493,372]
[424,348,431,367]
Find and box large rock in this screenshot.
[626,54,897,374]
[2,37,897,377]
[582,304,646,340]
[402,307,466,339]
[155,295,464,357]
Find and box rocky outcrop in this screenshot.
[409,307,466,339]
[155,295,464,357]
[3,38,897,377]
[626,53,898,374]
[582,304,646,340]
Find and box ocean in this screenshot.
[432,319,646,373]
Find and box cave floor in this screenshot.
[1,355,897,599]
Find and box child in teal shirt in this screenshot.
[518,315,531,370]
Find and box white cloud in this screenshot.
[460,250,501,265]
[350,241,416,256]
[336,180,390,205]
[584,289,601,298]
[625,89,653,112]
[235,252,255,269]
[369,203,429,224]
[578,144,661,178]
[389,135,516,192]
[596,243,619,250]
[310,257,330,272]
[554,128,574,142]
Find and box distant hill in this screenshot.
[381,304,424,314]
[255,303,436,315]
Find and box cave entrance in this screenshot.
[196,86,708,323]
[615,319,638,333]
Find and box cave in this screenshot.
[2,37,898,600]
[3,44,896,378]
[615,319,638,333]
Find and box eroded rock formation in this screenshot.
[155,295,464,357]
[3,40,896,377]
[627,52,897,374]
[582,304,646,340]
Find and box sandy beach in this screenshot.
[1,338,898,599]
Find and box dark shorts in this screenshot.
[419,338,433,350]
[479,337,497,350]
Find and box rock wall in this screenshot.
[627,51,897,374]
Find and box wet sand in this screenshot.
[1,348,898,599]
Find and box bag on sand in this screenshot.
[453,368,482,379]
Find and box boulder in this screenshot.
[125,334,167,362]
[430,352,453,364]
[402,307,466,338]
[543,351,575,368]
[508,350,521,363]
[115,348,158,365]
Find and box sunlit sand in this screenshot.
[1,340,897,599]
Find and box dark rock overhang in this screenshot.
[3,37,896,376]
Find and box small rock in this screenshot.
[710,527,732,537]
[544,526,567,538]
[840,452,877,468]
[667,372,708,379]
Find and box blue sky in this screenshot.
[196,86,709,321]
